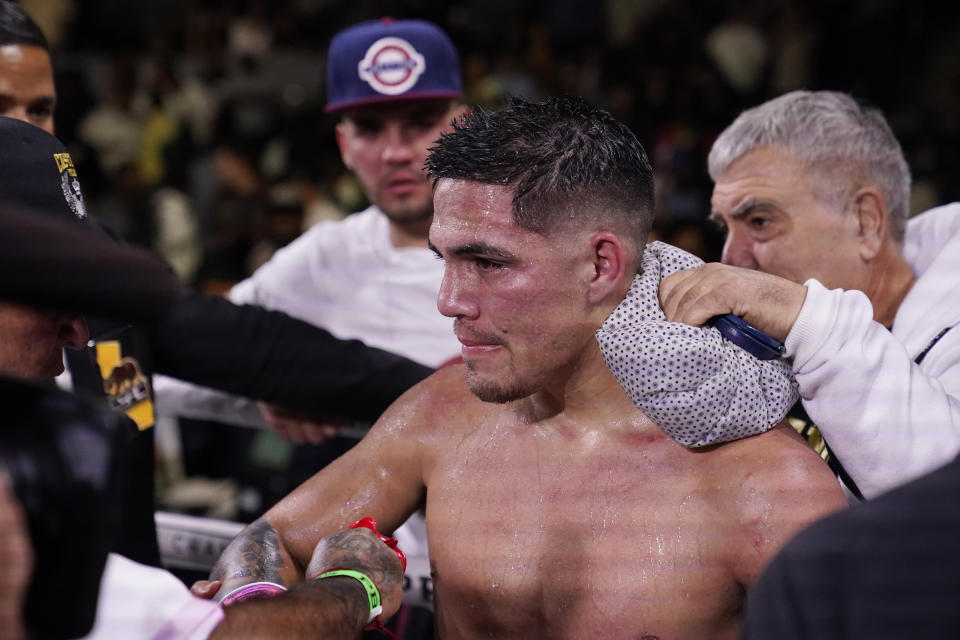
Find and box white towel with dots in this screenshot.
[596,241,798,447]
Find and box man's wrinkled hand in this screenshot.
[658,263,807,342]
[257,402,342,445]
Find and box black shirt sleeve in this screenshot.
[0,205,179,321]
[150,290,434,423]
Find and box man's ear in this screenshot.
[335,122,353,171]
[586,231,631,305]
[854,188,888,261]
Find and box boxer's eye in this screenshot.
[474,257,504,272]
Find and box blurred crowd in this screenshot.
[31,0,960,285]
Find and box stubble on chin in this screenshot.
[464,361,531,404]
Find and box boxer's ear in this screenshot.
[586,231,629,305]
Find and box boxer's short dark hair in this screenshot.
[426,96,655,245]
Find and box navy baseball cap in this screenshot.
[325,18,462,113]
[0,116,88,224]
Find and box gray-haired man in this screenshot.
[652,90,960,499]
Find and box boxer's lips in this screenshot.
[457,336,502,356]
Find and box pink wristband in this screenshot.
[218,581,287,607]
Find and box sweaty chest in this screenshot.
[424,430,741,639]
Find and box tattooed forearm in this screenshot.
[207,526,404,638]
[307,528,402,597]
[211,517,287,584]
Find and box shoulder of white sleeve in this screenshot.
[902,202,960,275]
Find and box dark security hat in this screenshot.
[0,116,88,223]
[0,117,179,322]
[325,18,462,113]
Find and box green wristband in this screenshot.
[314,569,383,623]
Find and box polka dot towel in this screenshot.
[596,241,799,447]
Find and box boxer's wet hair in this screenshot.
[709,90,911,242]
[426,96,655,244]
[0,0,48,49]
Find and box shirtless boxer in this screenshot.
[196,97,845,638]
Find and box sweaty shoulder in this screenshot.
[371,363,499,446]
[703,422,845,505]
[698,423,848,586]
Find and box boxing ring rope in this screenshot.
[155,511,245,572]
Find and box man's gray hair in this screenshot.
[708,90,911,241]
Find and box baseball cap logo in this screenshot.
[357,36,426,96]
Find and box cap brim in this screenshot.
[325,90,462,113]
[0,203,180,323]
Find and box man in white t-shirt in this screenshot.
[155,19,469,441]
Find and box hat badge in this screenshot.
[357,36,427,96]
[54,152,87,220]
